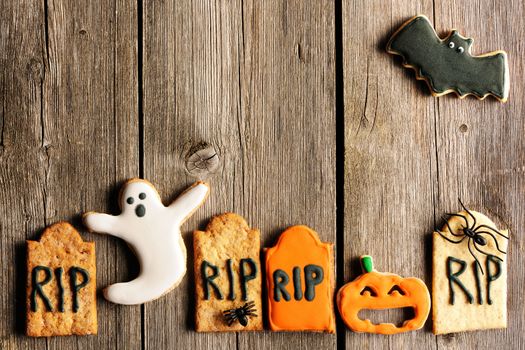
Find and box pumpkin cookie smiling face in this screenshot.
[337,256,430,334]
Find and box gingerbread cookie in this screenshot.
[83,179,209,305]
[337,255,430,335]
[26,222,97,336]
[265,225,335,333]
[433,200,509,334]
[194,213,262,331]
[387,15,509,102]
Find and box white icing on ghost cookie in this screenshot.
[83,179,210,305]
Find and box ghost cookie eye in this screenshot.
[126,197,134,204]
[139,193,146,200]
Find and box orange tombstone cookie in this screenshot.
[337,255,430,335]
[265,225,335,333]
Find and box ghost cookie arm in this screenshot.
[168,181,210,224]
[83,211,124,238]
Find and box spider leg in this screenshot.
[246,312,258,317]
[458,198,477,229]
[474,225,509,239]
[475,231,507,255]
[441,216,463,237]
[467,238,484,274]
[223,310,236,315]
[474,243,504,263]
[437,231,467,244]
[446,213,469,228]
[244,301,255,308]
[225,314,238,325]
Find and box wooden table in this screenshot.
[1,0,523,349]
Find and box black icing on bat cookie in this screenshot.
[386,15,509,102]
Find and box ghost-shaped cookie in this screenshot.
[83,179,210,305]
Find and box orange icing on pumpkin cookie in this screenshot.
[337,256,430,334]
[265,225,335,333]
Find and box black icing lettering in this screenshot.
[69,266,90,312]
[55,267,65,312]
[292,266,303,301]
[239,258,257,301]
[273,269,290,302]
[486,255,502,305]
[447,256,473,305]
[226,259,235,300]
[30,266,53,312]
[304,264,323,301]
[201,260,223,300]
[473,261,483,305]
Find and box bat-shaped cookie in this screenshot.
[386,15,509,102]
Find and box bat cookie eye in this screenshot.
[126,197,134,205]
[448,42,455,48]
[457,46,464,53]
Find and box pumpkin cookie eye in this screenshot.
[387,285,405,296]
[360,286,377,297]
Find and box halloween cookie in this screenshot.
[194,213,263,332]
[83,179,209,305]
[433,200,509,334]
[26,222,97,336]
[337,256,430,334]
[387,15,509,102]
[265,225,335,333]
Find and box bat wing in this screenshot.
[387,15,509,102]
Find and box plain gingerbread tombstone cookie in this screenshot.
[26,222,97,336]
[265,225,335,333]
[433,201,509,334]
[194,213,262,331]
[83,179,209,305]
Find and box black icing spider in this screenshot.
[223,301,257,327]
[438,199,508,274]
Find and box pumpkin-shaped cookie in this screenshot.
[337,256,430,334]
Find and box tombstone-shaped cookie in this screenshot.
[433,201,509,334]
[265,225,335,333]
[194,213,262,331]
[26,222,97,336]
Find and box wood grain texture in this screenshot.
[343,0,524,349]
[343,1,438,349]
[0,1,48,349]
[433,0,525,348]
[1,0,524,348]
[0,0,141,348]
[142,0,335,349]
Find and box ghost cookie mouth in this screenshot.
[135,204,146,217]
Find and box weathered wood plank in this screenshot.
[0,0,141,348]
[342,1,438,349]
[433,1,525,349]
[0,1,49,348]
[43,0,141,348]
[142,0,336,349]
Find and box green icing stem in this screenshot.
[360,255,373,273]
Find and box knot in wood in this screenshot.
[27,58,44,81]
[185,143,219,178]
